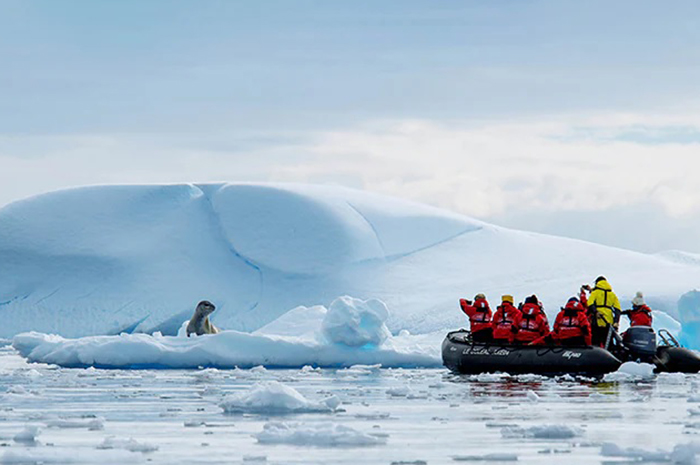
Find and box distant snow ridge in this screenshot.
[220,381,340,414]
[255,422,386,447]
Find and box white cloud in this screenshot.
[1,112,700,252]
[281,114,700,219]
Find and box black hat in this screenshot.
[595,276,606,283]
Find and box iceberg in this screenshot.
[3,182,700,366]
[679,290,700,349]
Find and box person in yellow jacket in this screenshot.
[584,276,621,348]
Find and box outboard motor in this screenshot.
[622,326,656,362]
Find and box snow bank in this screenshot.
[220,381,339,414]
[254,422,386,447]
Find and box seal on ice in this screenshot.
[186,300,220,337]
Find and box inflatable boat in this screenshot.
[442,330,621,376]
[442,327,700,376]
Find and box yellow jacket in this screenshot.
[587,279,621,327]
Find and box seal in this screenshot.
[186,300,220,337]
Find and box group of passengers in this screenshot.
[459,276,654,348]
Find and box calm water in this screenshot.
[0,345,698,464]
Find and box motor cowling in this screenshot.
[623,326,657,357]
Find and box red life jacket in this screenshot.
[492,302,521,342]
[553,300,591,345]
[460,298,492,333]
[515,303,549,343]
[628,304,652,327]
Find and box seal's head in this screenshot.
[196,300,216,316]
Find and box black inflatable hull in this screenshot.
[442,331,622,376]
[655,346,700,373]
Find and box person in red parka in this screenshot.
[553,297,592,346]
[460,293,493,342]
[491,295,521,344]
[621,291,653,327]
[515,295,550,344]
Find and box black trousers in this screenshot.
[591,324,611,347]
[472,328,493,343]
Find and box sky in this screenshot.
[2,0,700,253]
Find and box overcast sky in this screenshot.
[2,0,700,253]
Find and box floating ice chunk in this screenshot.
[46,417,104,430]
[300,365,322,374]
[526,390,540,403]
[470,373,510,383]
[453,453,518,461]
[341,364,382,376]
[184,420,205,427]
[97,436,158,453]
[671,443,700,465]
[502,424,584,439]
[386,386,412,397]
[601,442,670,461]
[514,374,547,383]
[658,372,688,385]
[255,422,386,446]
[243,456,267,462]
[13,425,40,444]
[603,362,655,382]
[7,386,28,395]
[220,381,338,414]
[321,296,391,348]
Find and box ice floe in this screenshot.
[501,424,584,439]
[254,422,386,446]
[603,362,656,382]
[97,437,159,453]
[220,381,339,414]
[12,296,442,369]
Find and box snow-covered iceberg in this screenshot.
[3,182,700,348]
